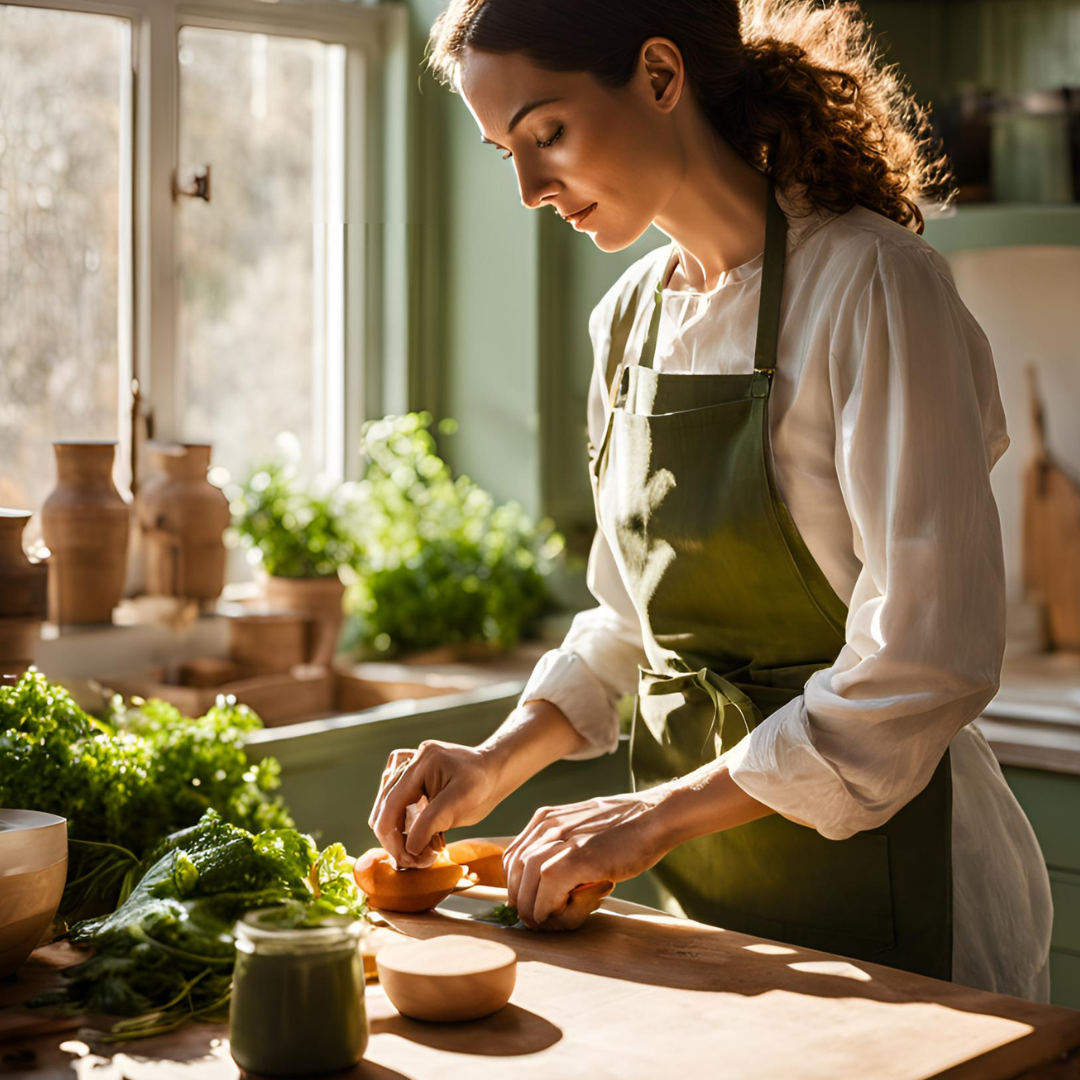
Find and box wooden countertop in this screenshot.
[4,889,1080,1080]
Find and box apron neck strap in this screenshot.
[639,177,788,374]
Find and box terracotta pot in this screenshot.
[0,618,40,678]
[0,510,47,619]
[228,613,308,675]
[40,441,130,625]
[264,574,346,665]
[136,443,230,600]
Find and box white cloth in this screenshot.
[518,189,1053,1001]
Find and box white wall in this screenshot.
[947,246,1080,599]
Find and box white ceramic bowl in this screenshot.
[0,810,68,979]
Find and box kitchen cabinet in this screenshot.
[1001,767,1080,1008]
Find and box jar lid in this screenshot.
[236,906,365,951]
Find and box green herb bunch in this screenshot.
[230,458,361,579]
[0,671,292,924]
[32,810,367,1041]
[345,412,564,655]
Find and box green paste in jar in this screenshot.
[229,909,368,1076]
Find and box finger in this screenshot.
[367,749,414,829]
[513,848,547,929]
[532,846,579,928]
[541,880,616,932]
[504,816,557,906]
[405,793,456,857]
[371,764,427,865]
[503,805,555,865]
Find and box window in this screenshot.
[177,27,346,483]
[0,0,405,536]
[0,4,131,513]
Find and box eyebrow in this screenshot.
[480,97,562,145]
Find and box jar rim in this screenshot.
[236,906,366,949]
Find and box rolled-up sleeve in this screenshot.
[727,241,1010,840]
[518,297,648,760]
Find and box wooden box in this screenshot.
[102,664,334,727]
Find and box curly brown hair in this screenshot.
[426,0,955,233]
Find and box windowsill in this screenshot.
[30,607,560,727]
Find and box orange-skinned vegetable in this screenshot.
[445,839,507,888]
[353,847,469,913]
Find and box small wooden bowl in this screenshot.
[0,810,68,979]
[375,935,517,1022]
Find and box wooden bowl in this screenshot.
[0,810,68,978]
[376,935,517,1022]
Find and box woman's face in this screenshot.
[456,43,684,252]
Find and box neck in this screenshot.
[652,113,769,292]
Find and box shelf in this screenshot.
[923,203,1080,254]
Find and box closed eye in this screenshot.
[501,125,565,161]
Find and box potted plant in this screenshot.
[230,459,361,665]
[343,412,564,660]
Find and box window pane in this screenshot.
[0,5,129,514]
[177,27,342,486]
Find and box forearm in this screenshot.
[652,753,779,851]
[478,699,589,804]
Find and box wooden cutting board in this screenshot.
[2,895,1079,1080]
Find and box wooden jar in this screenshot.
[0,511,47,620]
[0,510,47,676]
[40,441,130,625]
[228,613,308,675]
[264,575,346,666]
[136,443,230,601]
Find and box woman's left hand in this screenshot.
[503,790,674,931]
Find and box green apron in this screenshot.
[590,180,952,979]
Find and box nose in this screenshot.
[515,160,560,211]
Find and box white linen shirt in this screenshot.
[518,189,1053,1001]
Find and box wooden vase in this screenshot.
[0,510,47,620]
[136,443,230,601]
[264,574,346,666]
[40,441,130,625]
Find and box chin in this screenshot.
[591,219,655,253]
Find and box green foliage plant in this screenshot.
[345,412,564,655]
[0,670,292,924]
[230,458,361,579]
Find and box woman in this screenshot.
[368,0,1053,1000]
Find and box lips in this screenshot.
[565,202,597,226]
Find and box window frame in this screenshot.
[7,0,409,489]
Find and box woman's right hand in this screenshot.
[367,740,504,869]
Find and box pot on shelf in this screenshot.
[40,441,131,625]
[228,612,308,675]
[136,443,230,601]
[263,574,346,666]
[0,510,47,620]
[0,619,41,678]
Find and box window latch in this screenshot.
[172,165,211,203]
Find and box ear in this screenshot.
[639,37,684,112]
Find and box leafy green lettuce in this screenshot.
[33,811,367,1040]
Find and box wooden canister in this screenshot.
[40,441,130,625]
[264,574,347,666]
[137,443,230,601]
[0,510,47,620]
[228,613,308,675]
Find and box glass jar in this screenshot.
[229,910,368,1076]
